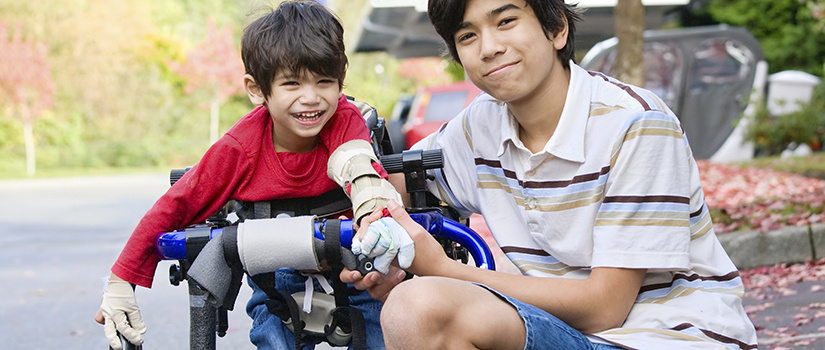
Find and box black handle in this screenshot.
[379,149,443,174]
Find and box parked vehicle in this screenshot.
[580,24,767,162]
[386,81,482,153]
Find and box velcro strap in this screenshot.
[220,225,244,311]
[222,225,241,268]
[321,220,350,308]
[350,178,404,223]
[348,307,368,350]
[251,273,309,350]
[238,188,351,220]
[253,201,270,220]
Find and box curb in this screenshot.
[718,223,825,269]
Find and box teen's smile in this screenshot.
[484,60,520,78]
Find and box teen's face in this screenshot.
[453,0,567,104]
[265,70,341,153]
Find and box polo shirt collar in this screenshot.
[497,61,589,163]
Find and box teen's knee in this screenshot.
[381,277,459,346]
[382,277,454,322]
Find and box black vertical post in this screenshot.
[188,281,217,350]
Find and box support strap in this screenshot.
[322,220,349,308]
[252,273,307,350]
[322,220,367,349]
[220,225,244,311]
[236,188,351,221]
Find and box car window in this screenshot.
[643,42,682,111]
[589,41,682,111]
[424,90,469,122]
[689,38,754,92]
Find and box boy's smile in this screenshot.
[294,110,324,125]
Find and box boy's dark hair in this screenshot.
[242,0,347,99]
[428,0,582,69]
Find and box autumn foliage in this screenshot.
[169,18,243,104]
[0,22,55,175]
[699,160,825,233]
[0,22,54,124]
[168,18,244,144]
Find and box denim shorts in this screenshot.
[245,269,384,350]
[477,284,626,350]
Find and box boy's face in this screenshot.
[453,0,568,105]
[246,70,342,153]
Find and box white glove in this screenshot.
[352,217,415,274]
[100,276,146,350]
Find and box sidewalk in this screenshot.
[719,223,825,270]
[719,223,825,349]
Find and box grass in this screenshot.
[0,165,170,180]
[3,151,824,181]
[736,152,825,180]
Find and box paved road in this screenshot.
[0,174,255,349]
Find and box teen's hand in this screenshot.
[383,200,452,276]
[99,274,146,350]
[340,266,408,302]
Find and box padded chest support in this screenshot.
[237,216,321,275]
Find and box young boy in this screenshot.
[347,0,758,349]
[95,2,404,349]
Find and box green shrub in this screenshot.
[746,81,825,155]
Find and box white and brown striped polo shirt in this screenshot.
[412,62,757,350]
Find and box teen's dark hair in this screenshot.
[428,0,582,69]
[242,0,347,99]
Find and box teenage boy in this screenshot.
[347,0,758,349]
[95,2,406,349]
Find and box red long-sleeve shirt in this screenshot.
[113,96,385,288]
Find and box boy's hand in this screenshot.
[99,275,146,350]
[352,216,415,274]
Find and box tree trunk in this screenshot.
[210,96,220,145]
[23,122,36,176]
[615,0,646,87]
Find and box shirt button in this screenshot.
[525,197,536,209]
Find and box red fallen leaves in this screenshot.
[697,160,825,233]
[742,260,825,348]
[741,258,825,300]
[699,161,825,348]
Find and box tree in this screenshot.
[707,0,825,76]
[0,23,55,176]
[614,0,645,86]
[397,57,455,88]
[170,18,244,144]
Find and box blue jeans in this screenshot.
[479,285,626,350]
[246,269,384,350]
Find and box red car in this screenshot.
[388,81,520,273]
[401,81,483,149]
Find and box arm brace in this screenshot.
[327,139,403,223]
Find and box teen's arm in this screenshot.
[375,200,645,333]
